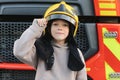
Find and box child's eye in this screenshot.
[52,23,58,26]
[63,24,69,27]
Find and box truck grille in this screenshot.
[0,70,35,80]
[0,22,31,62]
[76,23,89,54]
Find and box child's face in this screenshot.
[51,19,69,44]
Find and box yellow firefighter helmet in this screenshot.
[44,1,79,36]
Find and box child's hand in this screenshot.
[37,18,48,28]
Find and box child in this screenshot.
[13,1,87,80]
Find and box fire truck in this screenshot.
[0,0,120,80]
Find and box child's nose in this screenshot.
[58,26,63,30]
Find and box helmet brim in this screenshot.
[46,14,76,27]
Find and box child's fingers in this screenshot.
[37,18,48,28]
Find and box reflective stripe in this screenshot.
[105,62,114,80]
[103,28,120,61]
[86,68,91,72]
[100,10,116,16]
[97,0,117,16]
[99,3,116,8]
[99,0,115,1]
[103,27,120,80]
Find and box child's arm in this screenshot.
[76,49,88,80]
[13,19,46,69]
